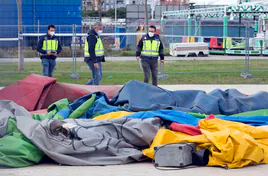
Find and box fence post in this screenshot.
[241,23,253,78]
[16,0,24,71]
[38,20,40,57]
[70,24,80,79]
[160,17,166,48]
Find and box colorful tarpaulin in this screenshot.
[2,76,268,169]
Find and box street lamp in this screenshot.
[195,14,201,36]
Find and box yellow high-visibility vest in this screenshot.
[42,38,58,53]
[141,39,160,57]
[84,37,104,57]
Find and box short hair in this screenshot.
[149,25,156,32]
[48,24,55,30]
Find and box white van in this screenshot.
[169,42,209,57]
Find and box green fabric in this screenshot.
[32,95,96,120]
[0,119,44,167]
[231,109,268,116]
[69,94,96,119]
[0,95,96,168]
[32,113,46,121]
[32,98,70,121]
[92,112,101,118]
[188,112,208,119]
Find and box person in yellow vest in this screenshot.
[37,24,62,77]
[136,25,165,86]
[84,23,105,85]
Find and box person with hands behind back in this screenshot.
[136,25,165,86]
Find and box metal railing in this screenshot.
[0,24,268,86]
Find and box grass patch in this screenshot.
[1,60,268,86]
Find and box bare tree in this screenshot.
[145,0,149,32]
[95,0,104,22]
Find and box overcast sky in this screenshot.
[190,0,237,5]
[190,0,267,5]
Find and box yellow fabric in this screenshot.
[143,118,268,169]
[141,39,160,57]
[186,37,195,43]
[42,39,58,51]
[84,38,104,57]
[93,111,134,120]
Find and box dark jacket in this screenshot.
[37,33,62,60]
[84,29,105,63]
[136,33,164,60]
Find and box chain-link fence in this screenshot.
[1,23,268,86]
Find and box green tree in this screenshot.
[103,8,126,18]
[82,9,99,17]
[82,8,126,18]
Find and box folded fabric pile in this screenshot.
[1,77,268,169]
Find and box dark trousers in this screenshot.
[141,59,158,86]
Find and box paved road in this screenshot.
[1,55,268,63]
[2,162,268,176]
[2,84,268,175]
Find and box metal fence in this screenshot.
[1,24,268,86]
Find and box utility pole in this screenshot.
[96,0,102,22]
[16,0,24,71]
[145,0,149,32]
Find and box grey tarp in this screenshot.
[0,100,162,166]
[111,80,268,115]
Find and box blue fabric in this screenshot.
[43,80,268,126]
[69,92,106,110]
[124,110,200,126]
[219,115,268,126]
[91,96,130,116]
[41,59,56,77]
[123,109,268,127]
[86,62,102,85]
[69,92,128,118]
[57,109,71,119]
[111,80,268,115]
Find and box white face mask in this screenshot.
[49,31,55,36]
[97,30,103,35]
[148,32,155,37]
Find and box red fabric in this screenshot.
[209,37,222,49]
[41,83,121,109]
[0,74,56,111]
[170,123,201,136]
[0,74,122,111]
[170,114,216,136]
[204,114,215,121]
